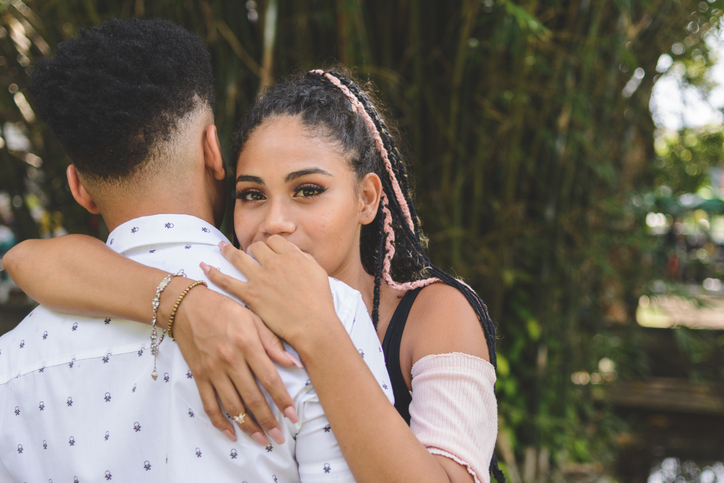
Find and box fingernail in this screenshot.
[284,406,299,424]
[223,429,237,442]
[218,241,230,250]
[286,352,304,368]
[251,432,269,446]
[268,427,285,445]
[199,262,210,274]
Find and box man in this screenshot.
[0,18,391,481]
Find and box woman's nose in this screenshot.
[261,199,296,236]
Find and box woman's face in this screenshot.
[233,115,377,281]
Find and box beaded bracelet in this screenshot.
[167,280,208,341]
[150,270,186,380]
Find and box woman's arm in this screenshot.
[403,283,496,483]
[2,235,299,445]
[210,236,492,483]
[4,235,165,320]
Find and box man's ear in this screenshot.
[359,173,382,225]
[67,165,100,214]
[203,124,226,181]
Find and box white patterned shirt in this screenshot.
[0,214,393,482]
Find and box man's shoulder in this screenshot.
[328,278,363,309]
[126,238,247,294]
[326,278,379,351]
[326,279,394,404]
[0,305,147,384]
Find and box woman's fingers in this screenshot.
[195,367,280,447]
[192,365,274,446]
[202,349,288,446]
[210,371,276,446]
[216,242,260,273]
[195,379,237,440]
[210,235,335,345]
[236,412,270,447]
[226,363,287,445]
[172,290,295,446]
[202,263,264,316]
[259,235,316,264]
[251,312,300,368]
[201,262,249,298]
[241,340,299,424]
[225,312,299,425]
[208,303,295,442]
[244,240,276,265]
[265,234,299,254]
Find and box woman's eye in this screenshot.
[293,185,327,198]
[235,190,265,202]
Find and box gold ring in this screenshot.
[232,413,246,425]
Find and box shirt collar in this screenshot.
[106,214,230,255]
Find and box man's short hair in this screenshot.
[29,18,215,182]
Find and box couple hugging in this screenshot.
[0,18,502,483]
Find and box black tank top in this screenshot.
[381,287,422,425]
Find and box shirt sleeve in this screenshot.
[294,282,369,483]
[294,387,355,482]
[347,292,395,404]
[409,352,498,483]
[329,279,395,404]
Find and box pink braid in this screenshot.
[312,70,415,232]
[381,192,440,291]
[312,70,439,291]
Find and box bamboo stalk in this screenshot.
[217,20,262,78]
[260,0,278,92]
[441,0,480,197]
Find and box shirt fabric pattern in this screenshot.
[0,214,393,482]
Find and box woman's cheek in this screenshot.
[233,220,254,250]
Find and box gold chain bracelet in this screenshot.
[167,280,208,341]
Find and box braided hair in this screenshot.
[232,69,504,482]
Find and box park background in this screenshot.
[1,1,723,481]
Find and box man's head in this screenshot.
[29,18,225,228]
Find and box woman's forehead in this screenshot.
[236,116,353,175]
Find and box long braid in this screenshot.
[311,69,505,483]
[314,70,440,292]
[312,71,416,230]
[371,221,385,326]
[315,69,498,366]
[334,73,423,236]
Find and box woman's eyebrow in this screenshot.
[285,168,332,182]
[236,175,264,184]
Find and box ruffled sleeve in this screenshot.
[409,352,498,483]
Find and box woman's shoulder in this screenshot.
[405,282,490,364]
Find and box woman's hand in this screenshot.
[200,235,336,348]
[161,282,302,446]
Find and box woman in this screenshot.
[5,70,503,483]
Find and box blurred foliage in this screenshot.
[674,327,724,381]
[653,128,724,194]
[1,0,723,479]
